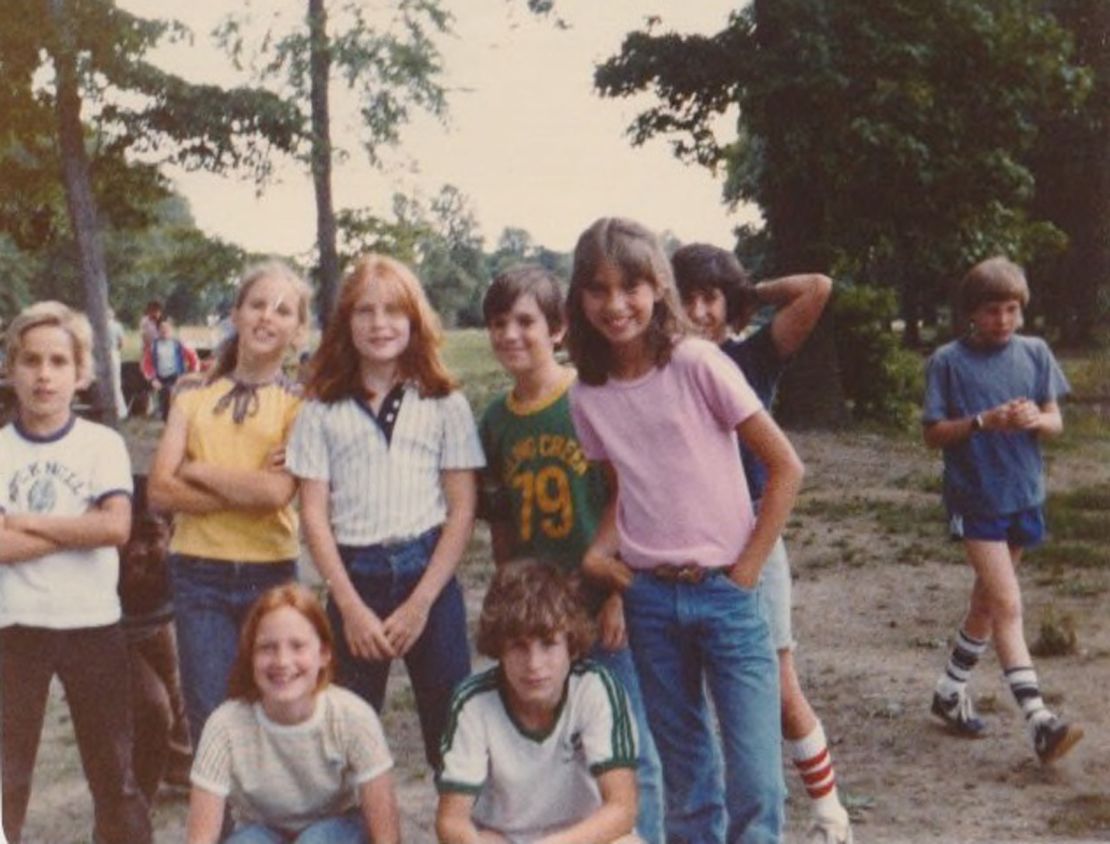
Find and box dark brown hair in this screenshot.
[483,264,566,335]
[476,559,595,661]
[566,217,688,385]
[671,243,758,330]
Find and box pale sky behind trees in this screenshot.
[119,0,759,257]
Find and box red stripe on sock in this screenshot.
[801,762,833,786]
[807,778,837,799]
[794,748,830,771]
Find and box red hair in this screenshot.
[305,254,456,402]
[227,583,335,702]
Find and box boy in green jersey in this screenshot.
[478,265,663,844]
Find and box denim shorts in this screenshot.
[757,536,795,652]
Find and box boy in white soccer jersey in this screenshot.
[436,559,641,844]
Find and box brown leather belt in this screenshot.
[648,564,725,585]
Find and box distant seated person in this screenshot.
[141,317,199,421]
[119,475,193,801]
[436,560,642,844]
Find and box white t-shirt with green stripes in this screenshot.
[438,660,637,843]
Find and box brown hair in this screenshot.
[671,243,758,330]
[4,300,94,385]
[208,260,312,383]
[304,254,456,402]
[476,559,595,661]
[566,217,689,385]
[960,256,1030,318]
[227,583,335,702]
[482,264,566,335]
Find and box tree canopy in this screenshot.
[596,0,1092,333]
[0,0,301,423]
[215,0,452,322]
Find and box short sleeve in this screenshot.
[190,704,234,797]
[439,392,485,471]
[724,328,783,405]
[690,342,762,431]
[579,666,637,776]
[568,384,607,462]
[286,401,331,482]
[478,401,498,477]
[477,400,512,523]
[333,689,394,784]
[922,352,949,424]
[92,427,133,504]
[281,391,305,443]
[1034,340,1070,405]
[436,689,489,794]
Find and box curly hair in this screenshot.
[227,583,335,702]
[476,559,596,661]
[566,217,689,385]
[671,243,759,330]
[304,254,456,402]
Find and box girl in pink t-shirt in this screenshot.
[567,217,804,844]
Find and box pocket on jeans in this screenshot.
[716,573,759,598]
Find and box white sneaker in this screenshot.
[808,818,853,844]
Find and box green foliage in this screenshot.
[216,1,449,166]
[0,2,301,180]
[1028,0,1110,343]
[596,0,1091,334]
[1030,604,1078,656]
[337,191,573,329]
[0,234,35,320]
[832,285,924,428]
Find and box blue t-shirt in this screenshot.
[721,326,783,502]
[922,334,1069,519]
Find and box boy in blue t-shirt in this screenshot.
[923,256,1082,764]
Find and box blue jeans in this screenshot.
[590,643,665,844]
[332,528,470,770]
[169,556,297,739]
[624,572,784,844]
[227,811,365,843]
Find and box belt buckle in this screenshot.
[654,563,705,584]
[676,565,704,584]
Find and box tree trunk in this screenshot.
[309,0,340,326]
[46,0,118,427]
[752,0,849,429]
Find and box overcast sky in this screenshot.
[119,0,759,257]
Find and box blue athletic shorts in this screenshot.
[949,506,1046,547]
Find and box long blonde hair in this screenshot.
[208,260,312,383]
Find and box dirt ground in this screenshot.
[13,424,1110,843]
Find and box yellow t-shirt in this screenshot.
[170,377,302,563]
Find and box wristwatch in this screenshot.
[970,413,984,433]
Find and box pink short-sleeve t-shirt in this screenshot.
[570,338,762,570]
